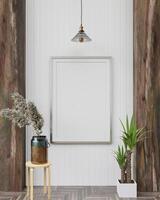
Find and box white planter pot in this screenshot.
[117,179,137,198]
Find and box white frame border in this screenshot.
[49,56,113,144]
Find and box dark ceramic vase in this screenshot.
[31,135,49,164]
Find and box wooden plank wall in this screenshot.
[0,0,25,191]
[134,0,160,192]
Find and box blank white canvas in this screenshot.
[50,57,111,143]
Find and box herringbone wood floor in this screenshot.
[0,186,159,200]
[29,186,157,200]
[0,191,26,200]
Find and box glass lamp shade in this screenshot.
[71,25,92,42]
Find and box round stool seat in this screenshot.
[26,161,51,168]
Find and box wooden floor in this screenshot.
[0,191,26,200]
[0,186,159,200]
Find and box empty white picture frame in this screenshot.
[50,57,112,144]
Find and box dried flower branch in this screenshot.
[0,92,44,135]
[27,102,44,135]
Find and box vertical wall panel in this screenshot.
[0,0,25,191]
[26,0,133,186]
[134,0,160,192]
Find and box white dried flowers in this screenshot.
[0,92,44,135]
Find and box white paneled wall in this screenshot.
[26,0,133,185]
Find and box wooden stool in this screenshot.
[26,161,51,200]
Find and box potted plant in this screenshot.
[114,115,146,198]
[0,92,49,164]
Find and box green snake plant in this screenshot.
[114,145,126,183]
[115,115,146,183]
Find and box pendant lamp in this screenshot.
[71,0,92,42]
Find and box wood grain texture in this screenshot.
[0,0,25,191]
[134,0,160,192]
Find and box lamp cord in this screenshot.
[81,0,82,25]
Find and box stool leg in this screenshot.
[30,168,34,200]
[28,167,31,199]
[47,166,51,199]
[26,166,29,197]
[44,167,47,194]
